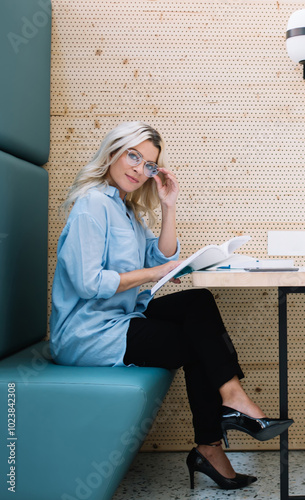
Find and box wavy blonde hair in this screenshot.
[62,121,167,226]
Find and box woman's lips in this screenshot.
[126,174,139,183]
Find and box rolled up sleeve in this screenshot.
[58,213,120,300]
[143,226,180,268]
[98,270,121,299]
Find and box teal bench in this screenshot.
[0,1,175,499]
[0,341,174,500]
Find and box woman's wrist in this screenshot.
[117,267,155,293]
[160,201,176,212]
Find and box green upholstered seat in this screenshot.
[0,0,52,166]
[0,341,175,500]
[0,151,48,359]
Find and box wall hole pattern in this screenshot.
[47,0,305,450]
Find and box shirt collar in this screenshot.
[101,184,127,203]
[102,184,119,198]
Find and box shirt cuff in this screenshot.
[97,270,121,299]
[154,239,180,263]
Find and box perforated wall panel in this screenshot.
[46,0,305,450]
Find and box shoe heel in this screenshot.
[222,429,229,448]
[188,465,195,489]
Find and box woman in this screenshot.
[50,121,293,491]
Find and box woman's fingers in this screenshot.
[151,260,182,282]
[169,277,181,284]
[158,167,179,184]
[153,167,179,207]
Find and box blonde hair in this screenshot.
[62,121,167,226]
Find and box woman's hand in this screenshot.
[149,260,182,282]
[117,260,182,293]
[154,168,179,258]
[153,167,179,208]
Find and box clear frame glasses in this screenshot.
[126,149,159,178]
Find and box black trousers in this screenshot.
[123,289,244,444]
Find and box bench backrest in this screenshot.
[0,0,51,359]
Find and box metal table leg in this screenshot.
[278,287,305,500]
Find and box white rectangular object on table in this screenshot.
[268,231,305,256]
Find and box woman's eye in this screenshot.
[129,152,140,162]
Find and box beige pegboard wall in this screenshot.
[46,0,305,451]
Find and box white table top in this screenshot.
[192,268,305,288]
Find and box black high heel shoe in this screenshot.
[221,406,294,448]
[186,445,257,490]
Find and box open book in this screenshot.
[151,235,251,295]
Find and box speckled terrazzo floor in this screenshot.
[113,451,305,499]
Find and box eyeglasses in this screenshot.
[126,149,159,178]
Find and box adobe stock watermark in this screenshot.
[16,342,53,384]
[7,0,51,55]
[0,233,8,245]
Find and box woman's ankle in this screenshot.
[196,442,236,478]
[197,441,221,456]
[197,442,222,461]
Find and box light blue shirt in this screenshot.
[49,185,180,366]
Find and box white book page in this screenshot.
[220,235,251,255]
[150,248,206,295]
[151,235,251,295]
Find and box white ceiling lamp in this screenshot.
[286,9,305,79]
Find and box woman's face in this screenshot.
[106,140,159,200]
